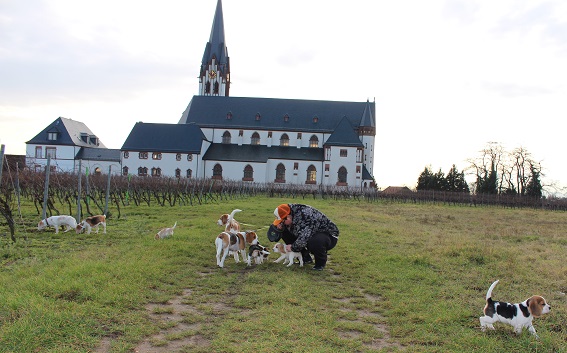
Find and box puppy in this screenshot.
[247,244,270,266]
[217,209,242,232]
[37,215,77,234]
[155,222,177,240]
[76,214,107,234]
[480,280,551,339]
[272,243,303,267]
[215,231,248,268]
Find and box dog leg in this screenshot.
[54,225,60,234]
[274,255,286,263]
[298,256,304,267]
[527,324,539,339]
[233,251,240,263]
[102,223,106,234]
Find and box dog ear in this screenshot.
[528,297,544,317]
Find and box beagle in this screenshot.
[76,214,106,234]
[247,244,270,266]
[37,215,77,233]
[217,209,242,232]
[480,280,551,339]
[272,243,303,267]
[215,231,249,268]
[155,222,177,240]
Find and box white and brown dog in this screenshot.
[247,243,270,266]
[155,222,177,240]
[480,280,551,339]
[76,214,107,234]
[215,231,259,268]
[272,243,303,267]
[37,215,77,233]
[217,209,242,232]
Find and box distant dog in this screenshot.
[215,231,248,268]
[480,280,551,339]
[272,243,303,267]
[217,209,242,232]
[247,244,270,266]
[76,214,107,234]
[37,215,77,234]
[155,222,177,240]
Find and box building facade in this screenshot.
[121,0,377,188]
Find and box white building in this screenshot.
[121,0,377,188]
[26,117,121,174]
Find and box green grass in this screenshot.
[1,196,566,352]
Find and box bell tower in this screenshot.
[199,0,230,96]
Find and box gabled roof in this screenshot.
[26,117,106,148]
[121,122,205,153]
[75,147,121,162]
[202,144,324,163]
[179,95,376,134]
[324,117,364,147]
[201,0,229,72]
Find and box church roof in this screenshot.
[179,95,376,133]
[202,143,324,163]
[26,116,106,148]
[201,0,229,73]
[324,117,364,147]
[121,122,205,153]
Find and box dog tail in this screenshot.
[228,209,242,224]
[172,221,177,229]
[486,280,499,300]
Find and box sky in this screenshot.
[1,0,566,193]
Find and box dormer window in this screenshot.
[313,116,319,123]
[80,133,88,143]
[283,114,290,122]
[255,113,261,121]
[47,132,58,141]
[226,111,233,120]
[89,136,98,145]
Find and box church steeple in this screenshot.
[199,0,230,96]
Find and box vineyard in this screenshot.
[1,169,567,241]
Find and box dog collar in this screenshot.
[45,218,49,226]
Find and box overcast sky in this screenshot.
[1,0,566,192]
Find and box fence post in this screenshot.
[104,165,111,215]
[0,144,4,188]
[15,162,22,217]
[41,155,51,220]
[76,160,82,223]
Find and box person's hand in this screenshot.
[276,223,283,230]
[285,244,292,253]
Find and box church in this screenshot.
[121,0,376,188]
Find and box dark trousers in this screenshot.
[281,230,338,267]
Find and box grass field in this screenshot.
[1,196,566,352]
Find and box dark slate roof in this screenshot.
[179,95,376,133]
[202,143,324,162]
[360,100,375,128]
[26,117,107,148]
[324,117,364,147]
[201,0,229,75]
[75,147,121,162]
[362,165,373,181]
[121,122,205,153]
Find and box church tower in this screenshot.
[199,0,230,96]
[358,99,376,176]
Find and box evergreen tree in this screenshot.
[416,167,433,191]
[525,164,543,199]
[446,165,470,193]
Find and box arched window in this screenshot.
[186,169,192,178]
[213,81,219,94]
[309,135,319,148]
[280,134,289,146]
[222,131,231,144]
[94,167,102,175]
[243,165,254,181]
[122,166,129,176]
[213,164,223,179]
[306,165,317,184]
[338,166,348,184]
[151,167,161,177]
[275,163,286,183]
[138,167,148,176]
[205,81,211,94]
[251,132,260,145]
[175,168,181,178]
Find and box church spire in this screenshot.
[199,0,230,96]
